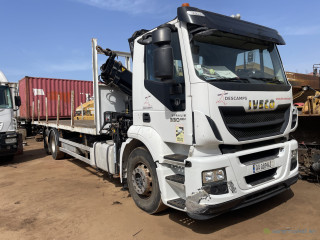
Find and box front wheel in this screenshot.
[127,147,166,214]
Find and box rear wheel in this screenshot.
[127,147,166,214]
[44,128,51,155]
[49,129,65,160]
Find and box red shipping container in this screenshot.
[19,76,93,121]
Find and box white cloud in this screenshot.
[73,0,159,14]
[283,25,320,36]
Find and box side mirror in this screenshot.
[14,96,21,107]
[152,27,173,80]
[152,27,171,45]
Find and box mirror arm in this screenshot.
[138,36,152,45]
[157,23,177,32]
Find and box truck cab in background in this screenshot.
[0,71,21,161]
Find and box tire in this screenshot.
[43,128,51,155]
[49,129,65,160]
[127,147,166,214]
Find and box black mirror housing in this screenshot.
[15,96,21,107]
[152,27,173,80]
[154,46,174,80]
[152,27,171,45]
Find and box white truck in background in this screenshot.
[0,71,22,161]
[34,4,299,220]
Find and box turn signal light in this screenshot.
[182,3,190,7]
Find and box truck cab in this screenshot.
[0,71,21,161]
[123,5,299,219]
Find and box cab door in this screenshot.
[134,23,193,145]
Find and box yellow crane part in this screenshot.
[74,100,95,120]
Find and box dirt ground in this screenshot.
[0,138,319,240]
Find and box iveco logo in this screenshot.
[249,100,275,110]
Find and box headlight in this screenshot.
[291,149,298,159]
[290,149,298,171]
[8,118,17,130]
[5,138,17,144]
[202,168,226,184]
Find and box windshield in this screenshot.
[190,30,287,85]
[0,86,13,109]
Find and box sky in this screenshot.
[0,0,319,82]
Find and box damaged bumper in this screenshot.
[186,173,298,219]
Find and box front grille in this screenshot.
[239,148,279,165]
[219,104,290,141]
[245,168,277,186]
[219,137,286,154]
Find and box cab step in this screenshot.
[167,198,186,210]
[165,174,185,184]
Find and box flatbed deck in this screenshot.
[33,120,97,135]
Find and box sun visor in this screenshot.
[177,7,285,45]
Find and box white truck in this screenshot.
[34,4,299,219]
[0,71,21,161]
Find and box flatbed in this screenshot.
[33,120,96,135]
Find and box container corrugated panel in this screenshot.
[19,76,93,120]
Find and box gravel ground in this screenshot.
[0,138,319,240]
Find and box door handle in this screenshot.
[143,113,151,123]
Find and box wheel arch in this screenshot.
[120,138,146,182]
[120,126,167,182]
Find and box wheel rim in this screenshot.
[131,163,152,198]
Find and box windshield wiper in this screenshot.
[250,77,282,84]
[206,77,250,83]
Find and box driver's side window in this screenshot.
[144,31,186,112]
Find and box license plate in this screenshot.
[252,160,275,173]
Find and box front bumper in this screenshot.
[186,173,298,218]
[0,132,18,157]
[185,139,299,218]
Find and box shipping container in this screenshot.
[19,76,93,121]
